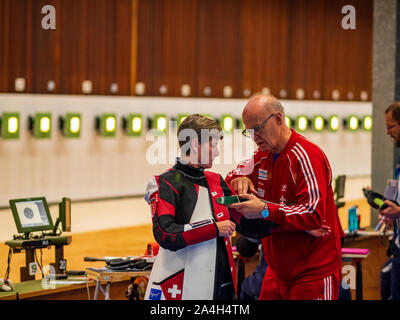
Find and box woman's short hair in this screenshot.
[177,114,223,155]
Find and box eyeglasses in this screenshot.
[242,113,275,138]
[387,123,399,131]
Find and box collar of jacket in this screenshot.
[256,129,299,159]
[278,128,298,156]
[174,157,205,178]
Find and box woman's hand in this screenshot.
[216,220,236,237]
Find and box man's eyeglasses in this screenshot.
[387,124,399,131]
[242,113,275,138]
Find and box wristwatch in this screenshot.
[261,202,269,218]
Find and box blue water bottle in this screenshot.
[348,206,358,233]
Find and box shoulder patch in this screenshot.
[144,176,159,204]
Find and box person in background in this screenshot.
[236,237,268,300]
[378,102,400,300]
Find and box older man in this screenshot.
[226,94,342,300]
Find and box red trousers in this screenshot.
[259,268,340,300]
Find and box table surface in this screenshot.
[0,277,91,300]
[4,235,72,248]
[344,230,392,242]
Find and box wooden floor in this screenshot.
[0,198,386,300]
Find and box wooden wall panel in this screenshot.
[303,0,326,100]
[155,0,195,97]
[197,0,242,98]
[240,0,290,98]
[49,0,132,95]
[116,0,133,96]
[136,0,197,97]
[323,0,372,101]
[0,0,12,93]
[136,0,157,96]
[1,0,31,93]
[86,0,109,95]
[160,0,197,97]
[239,0,266,95]
[58,0,86,94]
[287,0,308,100]
[323,0,341,100]
[263,0,290,99]
[349,0,373,100]
[0,0,5,92]
[287,0,324,100]
[0,0,373,100]
[31,0,60,94]
[85,0,132,96]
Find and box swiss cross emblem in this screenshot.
[159,270,184,300]
[167,284,182,299]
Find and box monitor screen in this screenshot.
[60,197,71,232]
[9,197,54,234]
[335,175,346,200]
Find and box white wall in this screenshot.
[0,94,372,209]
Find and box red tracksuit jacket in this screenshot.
[226,129,342,283]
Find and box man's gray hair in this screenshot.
[251,93,285,116]
[269,96,285,116]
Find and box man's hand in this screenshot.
[216,220,236,237]
[228,193,265,219]
[379,200,400,220]
[230,177,258,195]
[306,225,331,238]
[378,214,394,230]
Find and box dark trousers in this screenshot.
[392,255,400,300]
[381,258,392,300]
[381,254,400,300]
